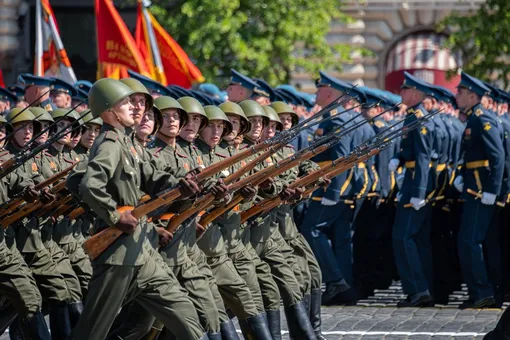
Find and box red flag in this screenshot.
[95,0,150,79]
[135,4,204,88]
[0,70,5,88]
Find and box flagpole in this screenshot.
[34,0,43,76]
[141,0,166,84]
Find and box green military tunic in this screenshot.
[0,150,43,318]
[4,143,71,304]
[72,123,205,340]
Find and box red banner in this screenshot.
[95,0,149,78]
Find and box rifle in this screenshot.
[81,97,354,260]
[0,162,78,217]
[203,106,441,227]
[0,180,68,228]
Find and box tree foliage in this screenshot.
[143,0,355,86]
[438,0,510,87]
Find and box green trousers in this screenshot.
[71,254,205,340]
[0,243,42,316]
[60,240,93,297]
[46,240,82,301]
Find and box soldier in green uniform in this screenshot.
[0,121,51,339]
[196,105,273,339]
[5,107,76,339]
[242,101,316,339]
[272,101,327,339]
[71,78,207,340]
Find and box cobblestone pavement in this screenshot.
[1,282,505,340]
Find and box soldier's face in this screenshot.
[113,97,135,127]
[15,101,28,109]
[246,116,264,141]
[72,99,89,113]
[262,121,279,140]
[315,87,341,107]
[136,110,156,140]
[201,120,224,147]
[130,94,147,125]
[0,100,10,113]
[70,132,81,148]
[400,88,424,107]
[160,109,181,138]
[36,121,51,144]
[227,85,252,103]
[56,118,73,145]
[180,113,202,142]
[279,113,293,131]
[51,92,71,108]
[224,114,240,142]
[455,88,475,111]
[12,122,33,147]
[422,97,434,111]
[81,123,101,149]
[254,96,270,106]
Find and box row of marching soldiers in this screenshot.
[0,70,355,340]
[0,65,504,340]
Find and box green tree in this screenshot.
[438,0,510,86]
[144,0,356,86]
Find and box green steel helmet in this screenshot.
[219,101,250,135]
[239,100,269,127]
[6,108,36,125]
[154,96,188,129]
[271,101,299,127]
[51,108,80,122]
[82,112,103,126]
[120,78,154,112]
[203,105,233,138]
[29,107,54,123]
[88,78,134,118]
[178,96,208,130]
[262,105,283,131]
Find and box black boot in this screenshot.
[266,310,281,340]
[239,313,273,340]
[284,301,317,340]
[303,293,311,315]
[220,320,240,340]
[0,309,17,337]
[483,307,510,339]
[49,303,72,340]
[310,288,326,340]
[207,332,221,340]
[68,301,83,327]
[7,317,22,340]
[19,311,51,340]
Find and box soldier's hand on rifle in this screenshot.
[179,174,201,198]
[115,211,138,234]
[319,177,331,188]
[196,223,206,238]
[279,186,296,202]
[23,186,39,203]
[210,178,229,202]
[156,227,173,248]
[40,188,56,204]
[293,187,306,202]
[240,185,257,202]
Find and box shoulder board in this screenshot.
[42,150,52,156]
[285,144,295,149]
[0,151,10,158]
[238,144,249,150]
[176,150,188,158]
[63,157,75,164]
[34,154,41,159]
[374,120,385,128]
[104,130,118,142]
[215,152,228,158]
[475,108,484,117]
[152,147,163,158]
[192,144,198,150]
[415,110,424,118]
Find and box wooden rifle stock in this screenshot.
[82,142,273,261]
[0,162,78,218]
[0,180,68,228]
[164,143,286,233]
[68,206,86,221]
